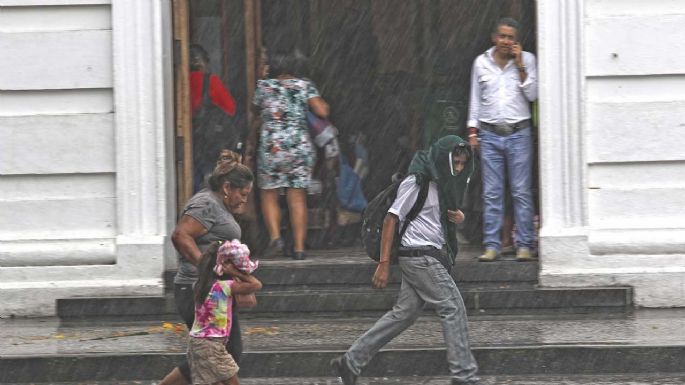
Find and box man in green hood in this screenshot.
[331,135,481,385]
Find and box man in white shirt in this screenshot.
[467,18,537,262]
[331,136,481,385]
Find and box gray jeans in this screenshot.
[345,255,479,382]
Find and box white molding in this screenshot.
[109,0,174,286]
[112,0,173,243]
[537,0,587,233]
[0,238,115,267]
[0,0,110,5]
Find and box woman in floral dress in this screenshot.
[253,51,329,260]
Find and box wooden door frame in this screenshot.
[172,0,192,213]
[172,0,262,214]
[242,0,262,220]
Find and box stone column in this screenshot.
[536,0,589,272]
[112,0,175,277]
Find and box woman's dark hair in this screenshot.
[268,50,307,78]
[189,44,210,71]
[193,241,222,304]
[208,155,254,192]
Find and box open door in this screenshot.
[172,0,262,214]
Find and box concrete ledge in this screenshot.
[589,228,685,255]
[2,345,684,382]
[540,271,685,307]
[56,286,632,317]
[0,279,163,317]
[0,236,168,317]
[0,238,116,267]
[249,286,631,313]
[253,260,538,287]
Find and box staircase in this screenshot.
[56,247,630,317]
[6,247,684,384]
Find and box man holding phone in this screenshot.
[467,18,537,262]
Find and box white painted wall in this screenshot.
[538,0,685,307]
[0,0,175,316]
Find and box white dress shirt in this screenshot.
[467,47,537,128]
[388,175,443,249]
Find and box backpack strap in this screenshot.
[398,177,430,239]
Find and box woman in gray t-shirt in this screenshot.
[161,154,254,385]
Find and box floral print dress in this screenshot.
[253,78,320,189]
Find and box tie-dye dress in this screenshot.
[190,279,234,339]
[253,78,320,189]
[188,279,239,383]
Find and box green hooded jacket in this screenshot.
[406,135,475,263]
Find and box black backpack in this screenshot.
[192,73,242,169]
[361,175,430,262]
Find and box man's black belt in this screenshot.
[480,119,530,136]
[397,246,443,259]
[397,246,453,272]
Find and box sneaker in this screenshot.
[292,251,306,260]
[263,238,284,258]
[516,247,535,261]
[452,379,483,385]
[478,248,498,262]
[330,355,357,385]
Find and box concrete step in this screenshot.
[56,283,632,318]
[249,284,631,314]
[58,247,626,318]
[2,310,683,382]
[165,246,539,288]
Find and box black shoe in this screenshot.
[452,379,483,385]
[330,355,357,385]
[263,238,284,258]
[292,251,306,260]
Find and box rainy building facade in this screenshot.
[1,0,684,316]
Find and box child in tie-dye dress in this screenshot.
[187,240,261,385]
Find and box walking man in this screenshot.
[331,135,481,385]
[467,18,538,262]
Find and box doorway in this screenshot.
[173,0,538,250]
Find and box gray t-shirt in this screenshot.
[174,189,242,285]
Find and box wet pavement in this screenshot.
[5,373,685,385]
[2,309,684,356]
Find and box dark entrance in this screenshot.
[174,0,537,249]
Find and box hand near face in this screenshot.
[447,209,465,224]
[222,261,239,275]
[512,42,523,66]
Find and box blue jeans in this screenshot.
[345,256,479,383]
[480,125,535,250]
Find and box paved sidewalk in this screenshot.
[2,310,684,382]
[2,310,684,356]
[4,373,685,385]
